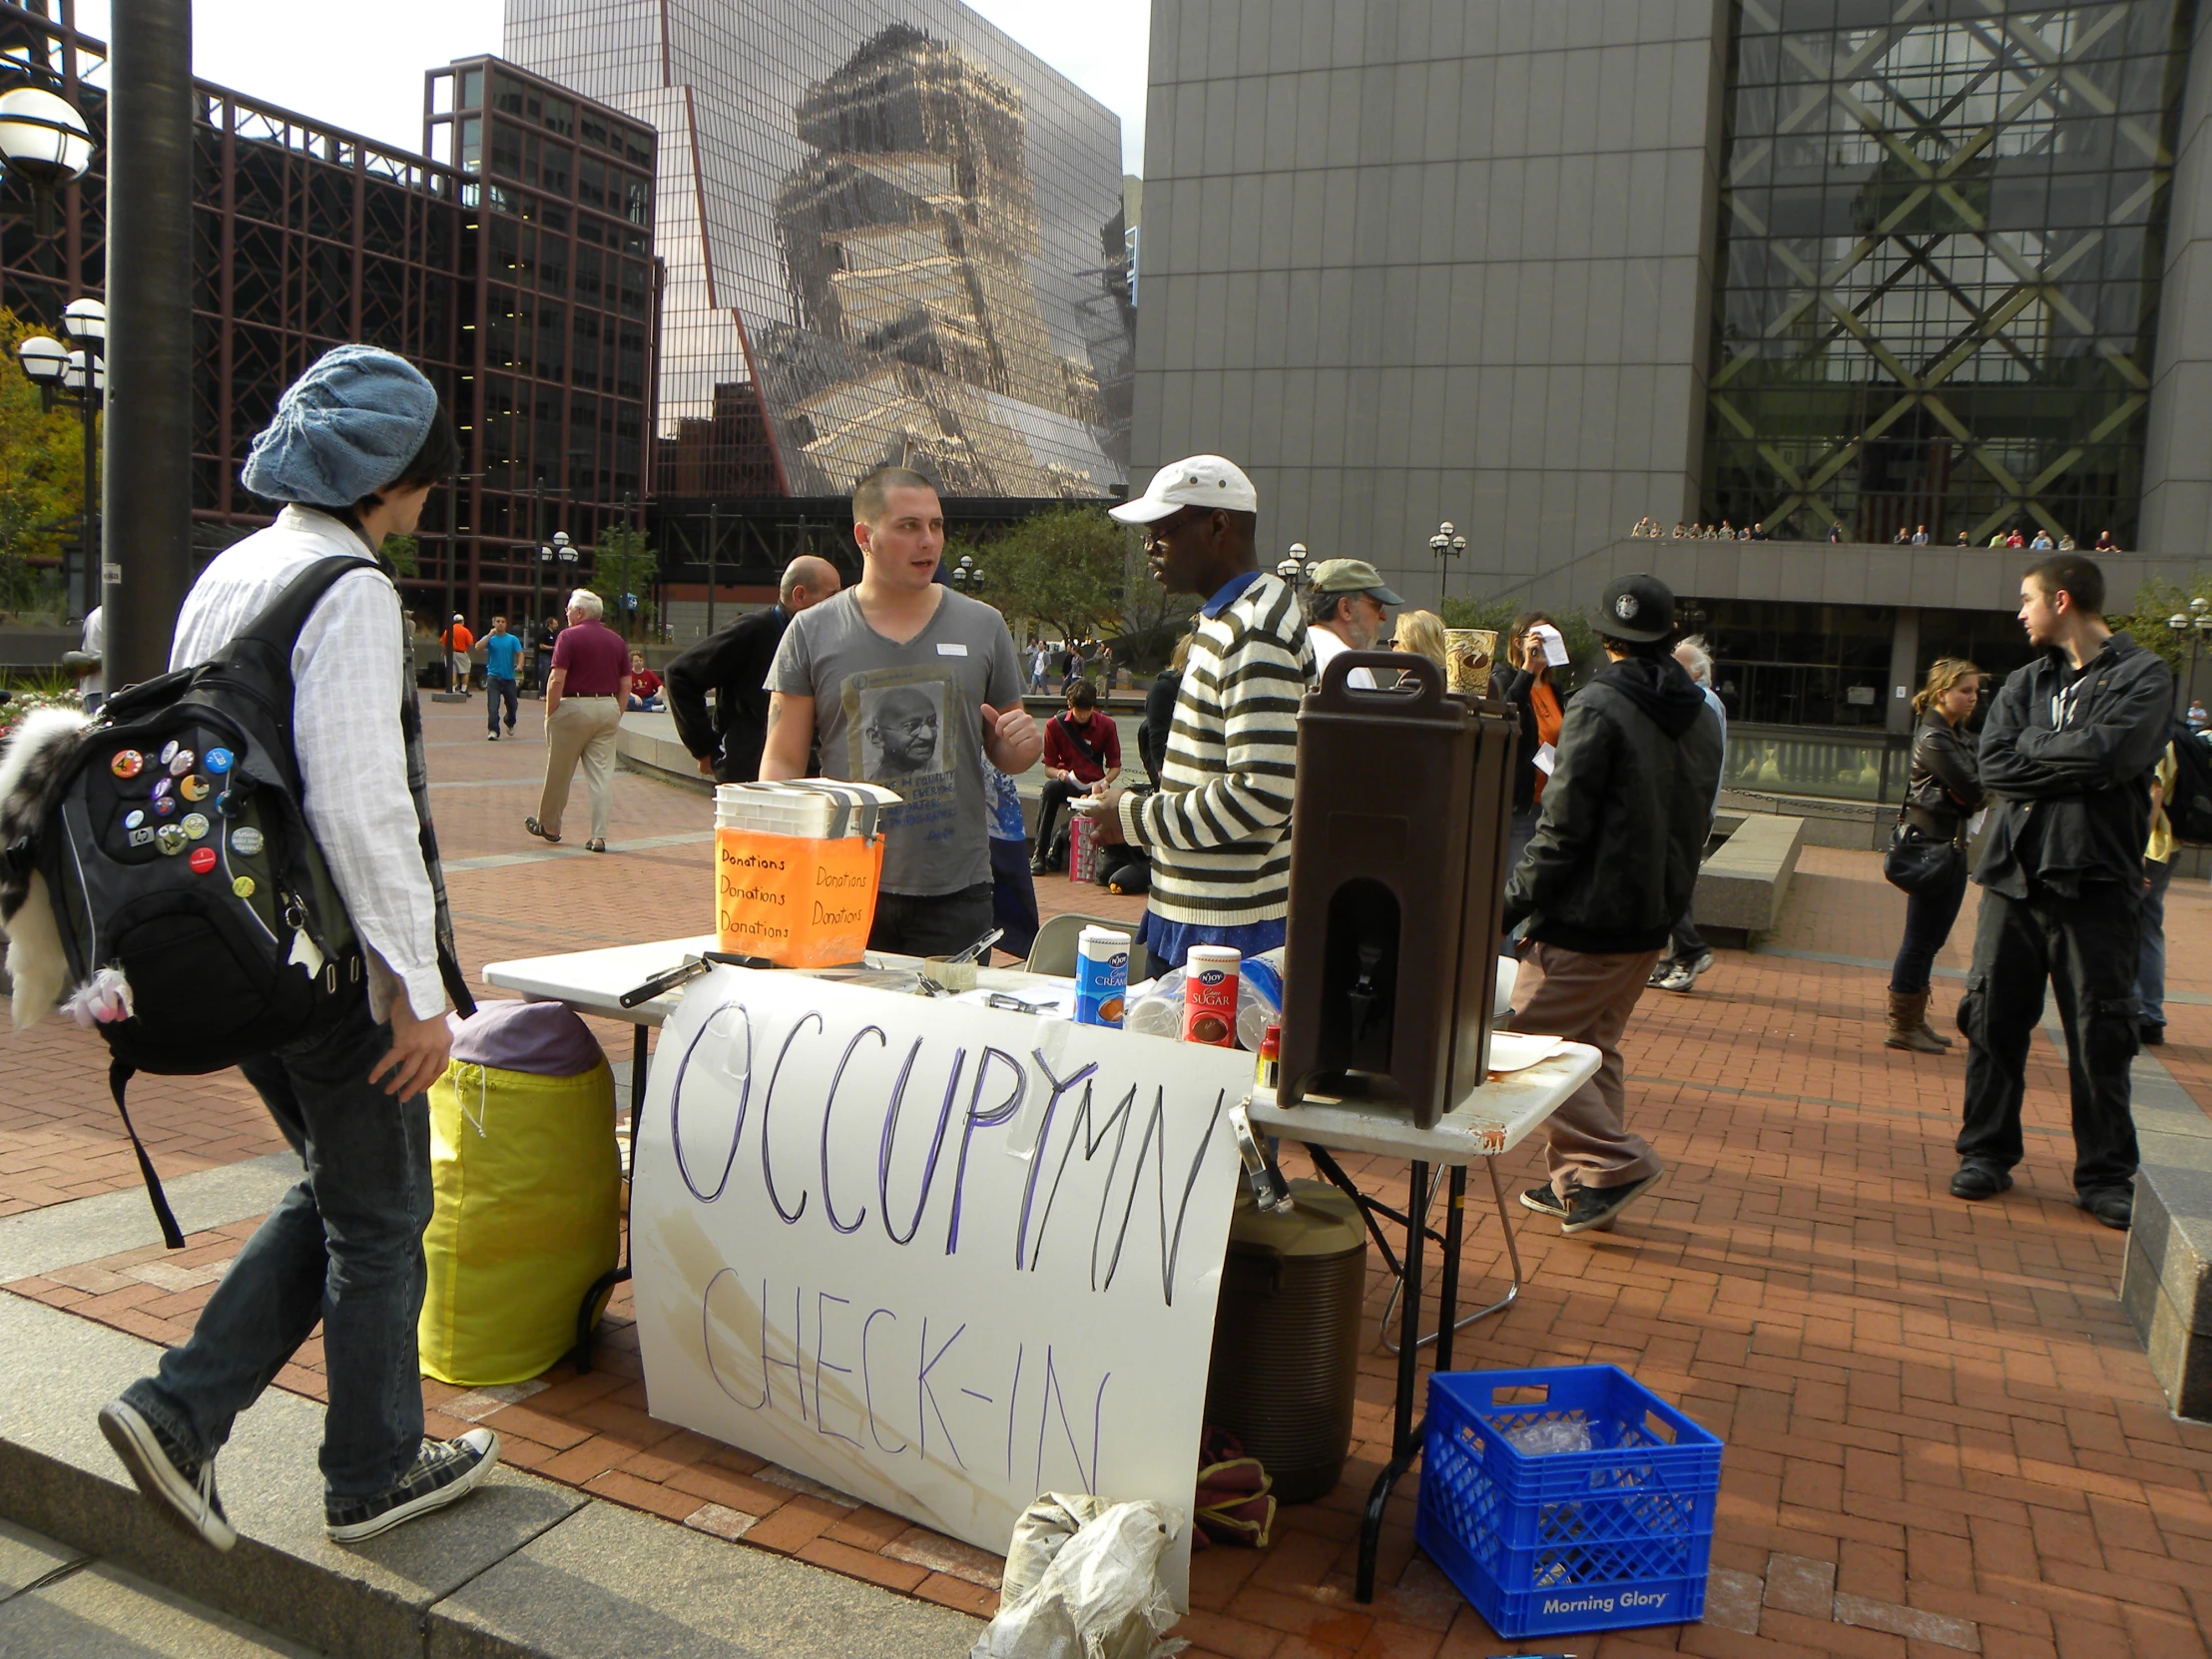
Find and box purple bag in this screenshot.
[447,1000,606,1078]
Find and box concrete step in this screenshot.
[0,1175,984,1659]
[0,1517,320,1655]
[2119,1052,2212,1421]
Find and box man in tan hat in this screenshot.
[1305,558,1403,691]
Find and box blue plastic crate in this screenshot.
[1414,1365,1724,1639]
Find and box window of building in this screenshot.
[1702,0,2190,548]
[459,67,483,109]
[577,156,606,211]
[538,140,572,199]
[538,95,574,139]
[623,177,650,227]
[488,121,521,180]
[618,261,647,319]
[580,112,607,151]
[492,73,524,117]
[537,231,568,295]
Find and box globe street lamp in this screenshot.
[17,295,105,621]
[1275,541,1313,595]
[949,552,986,593]
[0,84,93,239]
[531,530,574,693]
[2167,596,2212,719]
[1428,520,1466,600]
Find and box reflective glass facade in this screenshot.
[507,0,1134,501]
[1703,0,2196,547]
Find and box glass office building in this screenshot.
[505,0,1134,503]
[0,2,658,623]
[1702,0,2195,547]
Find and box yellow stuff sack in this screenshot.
[418,1002,620,1386]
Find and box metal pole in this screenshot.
[105,0,195,688]
[707,501,718,639]
[78,388,95,619]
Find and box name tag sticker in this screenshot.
[936,643,968,657]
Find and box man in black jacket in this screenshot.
[664,555,839,782]
[1953,554,2169,1229]
[1502,574,1724,1235]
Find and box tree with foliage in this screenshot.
[979,507,1127,646]
[0,305,89,613]
[2113,573,2212,699]
[590,524,659,640]
[378,533,419,578]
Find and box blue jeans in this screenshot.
[2137,856,2173,1027]
[1889,850,1969,994]
[486,675,519,733]
[122,997,433,1500]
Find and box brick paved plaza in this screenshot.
[7,699,2212,1657]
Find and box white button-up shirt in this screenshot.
[170,506,445,1023]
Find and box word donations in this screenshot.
[630,966,1249,1601]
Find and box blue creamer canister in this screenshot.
[1075,925,1131,1027]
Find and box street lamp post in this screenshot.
[2165,597,2212,719]
[530,529,573,694]
[1427,521,1466,602]
[0,84,93,239]
[1274,542,1312,597]
[949,552,986,594]
[17,297,105,621]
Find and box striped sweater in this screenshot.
[1118,572,1314,925]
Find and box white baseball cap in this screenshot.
[1109,454,1259,524]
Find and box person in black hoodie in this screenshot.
[1502,574,1724,1235]
[1952,555,2170,1229]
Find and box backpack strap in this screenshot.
[109,1060,186,1251]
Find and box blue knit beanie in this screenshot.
[241,344,440,508]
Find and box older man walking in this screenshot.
[664,554,840,783]
[526,589,629,853]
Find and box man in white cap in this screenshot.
[1074,456,1313,969]
[440,613,473,693]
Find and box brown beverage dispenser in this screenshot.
[1276,651,1517,1128]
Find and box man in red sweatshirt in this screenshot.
[1031,676,1120,873]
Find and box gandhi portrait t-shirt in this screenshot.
[767,586,1024,895]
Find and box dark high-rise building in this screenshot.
[504,0,1134,508]
[0,3,657,627]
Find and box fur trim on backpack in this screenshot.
[0,705,90,1026]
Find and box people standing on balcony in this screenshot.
[1503,574,1724,1236]
[1827,522,1845,544]
[2095,529,2120,553]
[2030,529,2055,552]
[1886,658,1983,1055]
[1955,530,1971,546]
[1951,555,2169,1229]
[1912,524,1931,545]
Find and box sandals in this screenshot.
[524,818,561,844]
[586,839,607,853]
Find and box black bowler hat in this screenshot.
[1593,573,1676,644]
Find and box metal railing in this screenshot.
[1721,722,1913,805]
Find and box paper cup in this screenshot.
[1445,629,1497,696]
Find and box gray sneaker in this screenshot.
[1688,949,1716,976]
[1658,963,1697,993]
[326,1429,500,1543]
[99,1399,237,1553]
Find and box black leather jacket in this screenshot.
[1973,630,2171,897]
[1904,712,1983,842]
[1502,655,1725,953]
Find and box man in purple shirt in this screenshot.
[526,589,630,852]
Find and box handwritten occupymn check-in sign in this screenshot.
[630,967,1249,1603]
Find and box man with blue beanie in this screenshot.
[98,344,501,1550]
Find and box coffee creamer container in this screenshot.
[1183,946,1242,1046]
[1075,926,1131,1027]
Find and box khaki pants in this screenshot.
[1510,940,1666,1201]
[538,697,621,840]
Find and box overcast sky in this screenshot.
[67,0,1150,174]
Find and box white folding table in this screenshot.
[1246,1038,1600,1603]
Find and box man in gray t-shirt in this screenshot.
[763,467,1037,956]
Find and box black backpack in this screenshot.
[23,557,390,1246]
[2167,721,2212,846]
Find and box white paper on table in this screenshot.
[1487,1031,1566,1072]
[1532,742,1557,777]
